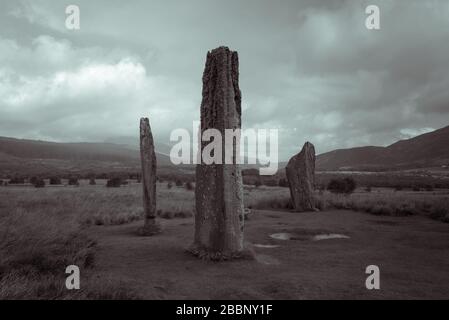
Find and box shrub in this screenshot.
[33,179,45,188]
[159,211,174,219]
[369,204,392,216]
[344,177,356,193]
[49,177,62,185]
[68,177,79,186]
[442,214,449,223]
[8,177,25,184]
[157,210,193,219]
[29,177,38,185]
[412,186,421,192]
[174,210,193,218]
[429,205,447,221]
[254,180,262,188]
[279,178,289,188]
[106,177,122,188]
[167,182,173,189]
[365,186,372,192]
[97,173,108,179]
[175,180,183,187]
[252,196,293,210]
[327,177,356,194]
[185,181,194,191]
[89,178,96,185]
[87,210,142,226]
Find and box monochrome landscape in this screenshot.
[1,0,449,300]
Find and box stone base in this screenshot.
[187,244,254,262]
[137,222,161,236]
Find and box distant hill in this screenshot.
[0,136,175,176]
[104,136,174,156]
[2,124,448,176]
[316,125,449,171]
[0,137,141,162]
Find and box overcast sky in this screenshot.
[1,0,449,160]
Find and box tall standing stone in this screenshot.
[286,141,317,212]
[191,46,244,260]
[139,117,160,235]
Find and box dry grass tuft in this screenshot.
[315,191,449,221]
[0,186,147,299]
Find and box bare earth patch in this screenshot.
[89,209,449,299]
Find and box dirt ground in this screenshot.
[90,209,449,299]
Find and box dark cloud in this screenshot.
[0,0,449,159]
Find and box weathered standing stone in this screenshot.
[286,141,317,212]
[190,47,244,260]
[139,117,160,236]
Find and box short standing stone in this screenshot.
[190,46,245,260]
[139,117,160,236]
[286,141,317,212]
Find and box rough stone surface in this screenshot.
[286,141,317,212]
[191,46,244,260]
[139,117,160,236]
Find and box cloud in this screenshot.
[7,0,62,31]
[399,127,435,140]
[1,0,449,160]
[0,35,198,142]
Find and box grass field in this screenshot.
[249,185,449,222]
[0,181,448,299]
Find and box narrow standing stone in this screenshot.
[139,117,160,235]
[286,141,317,212]
[190,47,244,260]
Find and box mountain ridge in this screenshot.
[316,125,449,171]
[1,124,448,175]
